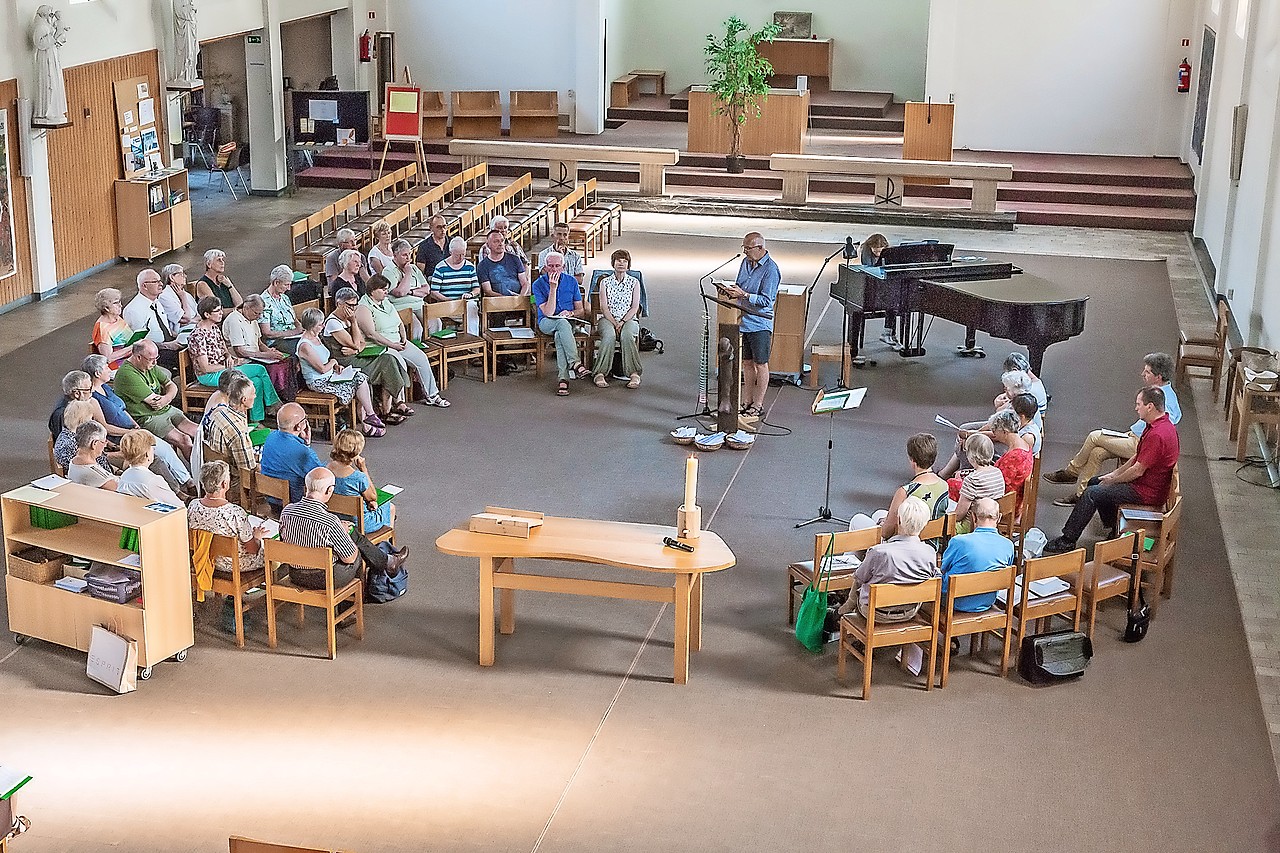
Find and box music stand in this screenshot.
[795,386,866,528]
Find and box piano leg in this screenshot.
[1028,344,1046,376]
[956,326,986,359]
[847,307,876,369]
[897,311,927,359]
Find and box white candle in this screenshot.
[684,454,697,510]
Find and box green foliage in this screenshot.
[703,16,783,159]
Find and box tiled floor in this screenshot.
[5,195,1277,768]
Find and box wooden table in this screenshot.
[436,516,735,683]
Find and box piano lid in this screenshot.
[918,274,1088,306]
[879,242,954,267]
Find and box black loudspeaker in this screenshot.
[1018,630,1092,684]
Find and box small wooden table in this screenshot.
[436,515,735,683]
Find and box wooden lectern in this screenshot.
[902,102,955,186]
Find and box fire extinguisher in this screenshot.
[1177,58,1191,93]
[359,29,372,63]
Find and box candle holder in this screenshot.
[677,504,702,541]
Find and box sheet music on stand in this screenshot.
[812,387,867,415]
[934,414,962,430]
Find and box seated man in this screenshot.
[203,371,257,500]
[259,402,323,503]
[224,293,293,401]
[279,467,408,599]
[1043,352,1181,506]
[536,222,585,290]
[1045,386,1180,554]
[259,264,305,355]
[482,215,529,264]
[939,498,1015,613]
[122,268,184,370]
[478,230,530,299]
[414,214,450,276]
[112,340,197,460]
[837,496,939,623]
[48,369,92,437]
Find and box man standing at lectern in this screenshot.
[720,232,779,418]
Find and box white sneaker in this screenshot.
[879,329,901,348]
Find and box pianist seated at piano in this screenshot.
[859,233,899,349]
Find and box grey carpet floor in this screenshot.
[0,233,1277,852]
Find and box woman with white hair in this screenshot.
[836,496,940,623]
[90,287,135,366]
[159,263,198,328]
[67,421,118,490]
[939,368,1041,478]
[261,265,304,354]
[325,228,368,285]
[329,247,369,301]
[384,238,430,339]
[532,250,588,396]
[428,236,481,337]
[195,248,244,309]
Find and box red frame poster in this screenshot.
[383,84,422,142]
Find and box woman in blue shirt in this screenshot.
[532,251,589,396]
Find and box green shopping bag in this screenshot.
[795,535,836,653]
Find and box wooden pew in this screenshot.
[768,153,1015,214]
[448,139,679,197]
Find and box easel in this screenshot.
[377,68,428,182]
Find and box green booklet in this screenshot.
[429,329,457,339]
[248,425,271,447]
[375,484,404,506]
[357,344,387,357]
[0,765,32,800]
[125,328,150,346]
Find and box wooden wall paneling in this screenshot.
[0,79,34,308]
[46,51,166,281]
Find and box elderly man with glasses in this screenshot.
[717,231,780,418]
[48,369,92,437]
[123,268,184,370]
[111,339,198,460]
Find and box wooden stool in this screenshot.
[808,344,850,389]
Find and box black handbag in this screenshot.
[1018,629,1093,684]
[1122,536,1151,642]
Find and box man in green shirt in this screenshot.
[113,340,198,461]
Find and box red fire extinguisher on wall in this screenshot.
[1178,58,1192,93]
[359,29,372,63]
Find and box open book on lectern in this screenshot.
[812,387,867,414]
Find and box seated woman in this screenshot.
[116,429,183,505]
[990,408,1036,520]
[326,428,395,534]
[939,369,1037,478]
[384,238,430,339]
[836,496,939,623]
[592,249,643,389]
[66,421,118,490]
[356,275,449,408]
[948,433,1007,534]
[329,248,370,301]
[187,297,280,423]
[999,352,1047,416]
[90,287,135,367]
[428,236,481,337]
[187,460,269,633]
[195,248,244,309]
[533,250,589,396]
[859,233,897,348]
[323,287,412,425]
[295,307,383,438]
[367,219,398,278]
[850,433,949,538]
[159,263,198,329]
[55,399,115,473]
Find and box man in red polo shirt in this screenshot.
[1045,386,1179,554]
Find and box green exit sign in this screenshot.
[246,34,262,44]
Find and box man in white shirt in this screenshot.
[122,268,183,370]
[536,222,584,290]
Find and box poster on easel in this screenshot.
[382,84,422,142]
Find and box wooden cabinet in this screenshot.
[114,169,192,261]
[3,483,194,679]
[687,87,809,156]
[772,283,809,375]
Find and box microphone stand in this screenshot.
[802,241,857,391]
[677,253,742,423]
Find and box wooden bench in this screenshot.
[611,74,639,108]
[451,91,503,138]
[420,90,448,138]
[510,91,559,138]
[449,139,680,197]
[631,69,666,96]
[768,154,1014,214]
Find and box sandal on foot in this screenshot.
[571,362,591,380]
[392,402,415,417]
[424,395,451,408]
[362,423,386,438]
[626,374,641,389]
[363,414,386,430]
[556,380,570,396]
[594,374,609,388]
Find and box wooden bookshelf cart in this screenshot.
[114,168,193,261]
[2,482,194,681]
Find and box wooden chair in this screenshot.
[807,343,850,389]
[423,299,488,389]
[190,531,265,648]
[47,436,63,476]
[785,526,882,626]
[252,471,293,518]
[263,539,364,660]
[1118,495,1182,613]
[509,90,559,138]
[327,492,395,548]
[177,348,216,416]
[451,91,503,138]
[995,490,1018,538]
[1222,345,1273,419]
[1065,530,1141,639]
[936,564,1017,687]
[1176,296,1229,394]
[1229,365,1280,461]
[482,295,540,377]
[837,577,941,699]
[1002,549,1085,660]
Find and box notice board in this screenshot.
[290,90,370,145]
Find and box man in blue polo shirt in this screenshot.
[940,498,1015,612]
[719,231,780,418]
[259,402,323,503]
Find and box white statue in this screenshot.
[173,0,199,85]
[31,5,69,126]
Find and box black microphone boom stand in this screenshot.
[678,253,742,423]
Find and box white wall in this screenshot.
[925,0,1195,155]
[607,0,928,99]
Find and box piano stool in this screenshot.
[808,344,851,389]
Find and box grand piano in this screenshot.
[832,243,1088,374]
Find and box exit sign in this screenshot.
[247,34,262,44]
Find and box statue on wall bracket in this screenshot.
[31,4,71,128]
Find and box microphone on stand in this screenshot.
[843,236,858,261]
[699,252,743,292]
[807,244,847,295]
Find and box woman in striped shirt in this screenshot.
[428,237,481,336]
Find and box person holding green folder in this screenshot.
[327,429,394,533]
[357,276,450,408]
[188,297,280,423]
[323,287,412,425]
[90,287,143,367]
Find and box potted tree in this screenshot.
[703,16,782,173]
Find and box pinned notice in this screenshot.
[309,99,339,122]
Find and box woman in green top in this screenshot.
[356,276,449,408]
